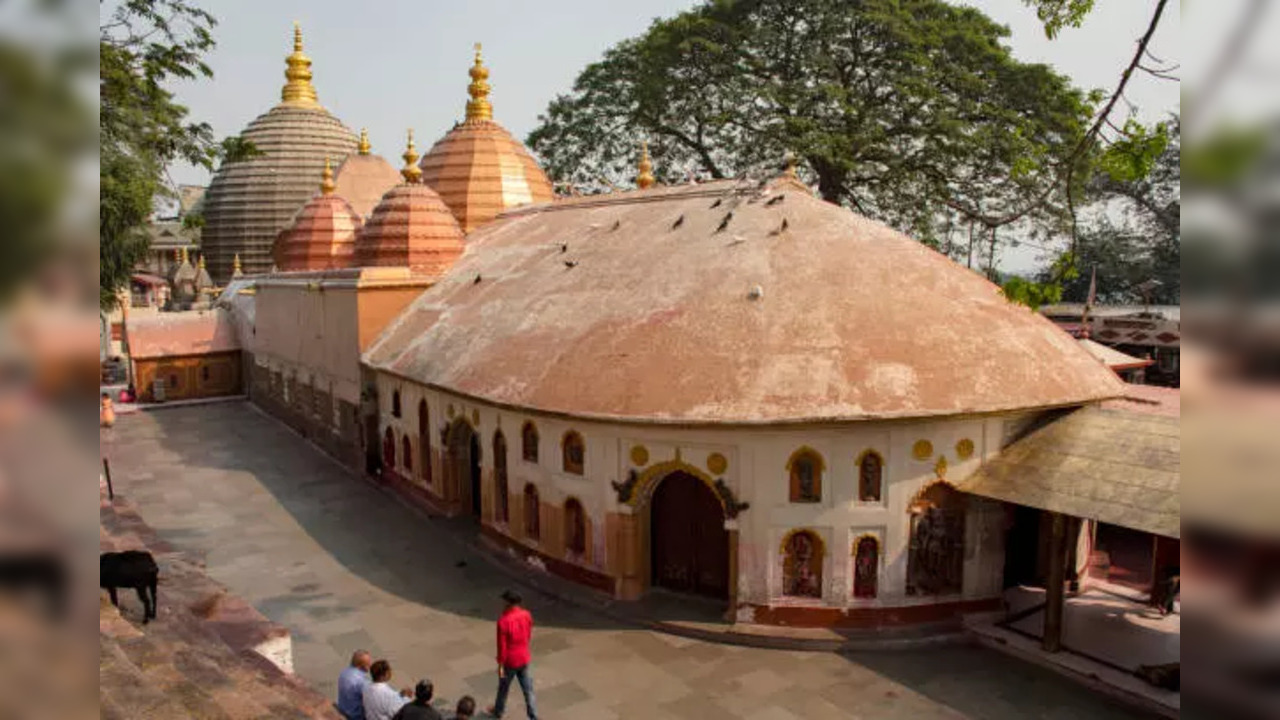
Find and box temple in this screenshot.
[140,27,1179,640]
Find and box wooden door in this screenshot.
[650,472,728,598]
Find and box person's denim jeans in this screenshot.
[493,663,537,719]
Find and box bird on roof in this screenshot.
[671,214,684,230]
[611,219,621,231]
[766,194,785,206]
[560,243,568,253]
[474,274,482,284]
[710,198,722,209]
[564,260,578,269]
[715,211,734,233]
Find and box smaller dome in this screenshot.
[356,131,465,277]
[274,158,363,271]
[334,129,402,219]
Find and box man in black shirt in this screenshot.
[392,680,443,720]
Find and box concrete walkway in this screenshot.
[101,402,1157,720]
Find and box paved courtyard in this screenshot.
[102,402,1154,720]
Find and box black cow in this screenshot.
[100,550,158,622]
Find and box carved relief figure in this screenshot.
[782,530,823,598]
[853,536,879,598]
[906,482,966,596]
[788,449,823,503]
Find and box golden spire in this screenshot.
[197,253,206,270]
[320,156,336,195]
[401,129,422,183]
[783,152,799,178]
[281,22,320,107]
[181,247,190,265]
[358,128,371,155]
[232,253,243,276]
[465,42,493,122]
[636,141,655,190]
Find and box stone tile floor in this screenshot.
[101,402,1157,720]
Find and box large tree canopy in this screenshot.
[99,0,254,309]
[528,0,1094,245]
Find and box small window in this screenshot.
[493,431,509,523]
[782,530,824,598]
[523,484,540,541]
[787,448,824,503]
[561,430,585,475]
[402,435,413,473]
[858,451,883,502]
[564,498,586,557]
[521,422,539,463]
[418,400,432,484]
[391,390,402,418]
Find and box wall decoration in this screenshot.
[912,439,933,461]
[630,445,649,466]
[611,469,640,504]
[706,452,728,475]
[955,438,975,460]
[713,478,749,518]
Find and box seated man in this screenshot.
[363,659,411,720]
[392,679,443,720]
[336,650,372,720]
[450,696,476,720]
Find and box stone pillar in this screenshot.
[618,509,642,600]
[1043,511,1068,653]
[726,525,740,622]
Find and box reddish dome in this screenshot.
[273,160,362,271]
[355,131,465,277]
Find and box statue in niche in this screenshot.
[853,536,879,599]
[906,483,966,596]
[783,531,821,598]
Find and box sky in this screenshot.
[160,0,1182,274]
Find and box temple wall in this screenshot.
[134,351,242,403]
[372,370,1037,627]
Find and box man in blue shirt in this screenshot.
[336,649,373,720]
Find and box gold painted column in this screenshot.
[1043,511,1068,653]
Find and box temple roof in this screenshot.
[354,132,466,277]
[364,178,1124,424]
[418,45,553,233]
[127,310,241,360]
[274,158,362,272]
[199,24,357,283]
[333,130,402,220]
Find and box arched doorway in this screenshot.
[650,471,728,599]
[448,421,482,520]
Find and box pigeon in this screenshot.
[671,214,685,230]
[560,243,568,253]
[715,211,734,233]
[710,198,722,209]
[564,260,578,269]
[769,218,789,237]
[473,274,482,284]
[611,219,621,231]
[765,194,785,206]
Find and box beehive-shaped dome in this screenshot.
[273,158,363,271]
[333,129,403,220]
[200,24,358,283]
[418,45,553,233]
[356,132,466,278]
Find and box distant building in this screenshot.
[1040,303,1180,387]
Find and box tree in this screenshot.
[528,0,1093,244]
[99,0,255,310]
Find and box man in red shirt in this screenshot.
[487,590,538,719]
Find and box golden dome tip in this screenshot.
[281,22,320,108]
[358,128,371,155]
[320,156,336,194]
[636,140,655,190]
[401,129,422,183]
[465,41,493,122]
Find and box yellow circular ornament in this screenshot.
[706,452,728,475]
[912,439,933,461]
[955,438,975,460]
[630,445,649,466]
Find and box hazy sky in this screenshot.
[163,0,1181,273]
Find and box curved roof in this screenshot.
[274,193,362,271]
[199,26,357,283]
[334,133,402,219]
[417,46,553,233]
[365,180,1125,424]
[354,183,465,277]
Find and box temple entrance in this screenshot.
[1004,505,1046,589]
[1090,522,1155,592]
[649,471,728,599]
[448,421,482,520]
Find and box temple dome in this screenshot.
[200,24,358,283]
[333,129,403,220]
[418,45,554,233]
[365,177,1125,424]
[355,133,466,277]
[273,158,362,271]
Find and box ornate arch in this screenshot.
[615,459,748,518]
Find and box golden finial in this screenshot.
[358,128,371,155]
[636,141,655,190]
[783,152,798,178]
[232,253,243,276]
[401,129,422,183]
[180,247,190,265]
[320,156,336,195]
[465,42,493,122]
[197,253,206,270]
[281,22,320,107]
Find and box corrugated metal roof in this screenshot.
[957,406,1179,538]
